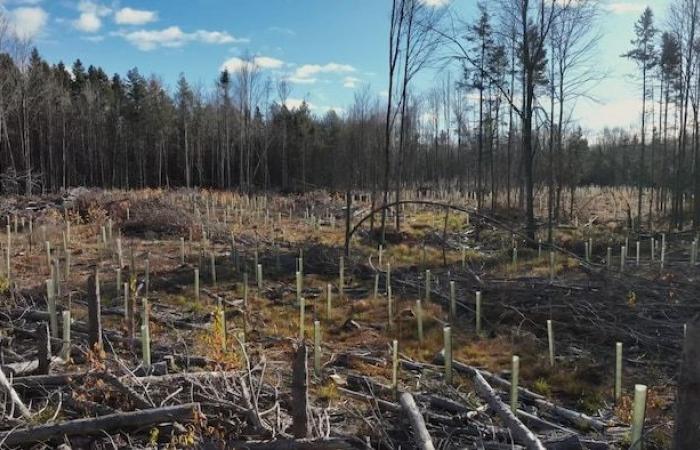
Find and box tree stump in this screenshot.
[291,342,310,438]
[36,322,50,375]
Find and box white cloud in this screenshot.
[343,76,361,89]
[294,62,355,79]
[3,0,44,4]
[220,55,284,72]
[287,76,318,84]
[119,26,246,50]
[10,6,47,40]
[193,30,238,44]
[288,62,356,84]
[74,12,101,32]
[253,56,284,69]
[420,0,449,6]
[604,2,646,14]
[72,1,111,33]
[285,98,313,110]
[115,7,157,25]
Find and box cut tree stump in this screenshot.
[36,322,50,375]
[399,392,435,450]
[291,342,310,438]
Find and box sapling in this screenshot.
[387,285,393,329]
[145,255,150,294]
[194,268,200,301]
[475,291,482,335]
[615,342,623,402]
[45,241,51,274]
[141,324,151,370]
[61,310,71,360]
[326,283,332,319]
[386,263,391,295]
[425,269,431,302]
[444,326,453,385]
[547,320,554,367]
[299,297,306,340]
[416,299,424,344]
[510,355,520,412]
[339,256,344,297]
[630,384,647,450]
[313,320,321,376]
[391,339,398,391]
[46,279,57,338]
[620,246,626,272]
[449,281,456,322]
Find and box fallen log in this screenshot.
[122,370,237,385]
[532,399,606,432]
[0,364,31,419]
[0,402,200,447]
[2,356,66,377]
[473,371,545,450]
[399,392,435,450]
[97,371,152,409]
[436,352,607,432]
[225,438,360,450]
[11,372,85,391]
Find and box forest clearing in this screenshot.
[0,186,691,449]
[2,0,700,448]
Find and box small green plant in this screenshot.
[317,381,339,402]
[0,276,10,294]
[533,378,552,397]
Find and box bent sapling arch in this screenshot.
[345,200,596,268]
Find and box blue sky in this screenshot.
[0,0,673,132]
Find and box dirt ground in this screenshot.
[0,187,691,449]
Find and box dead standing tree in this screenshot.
[394,0,444,233]
[380,0,406,245]
[437,0,565,241]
